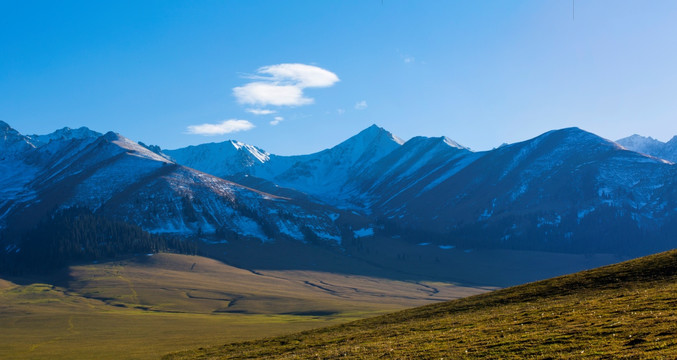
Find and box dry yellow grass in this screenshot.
[0,253,485,359]
[67,253,486,315]
[165,249,677,359]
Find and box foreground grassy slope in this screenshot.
[166,249,677,359]
[0,254,484,359]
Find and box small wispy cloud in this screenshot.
[270,116,284,126]
[354,100,368,110]
[233,63,339,107]
[187,119,255,135]
[397,49,416,64]
[337,108,345,115]
[246,108,276,115]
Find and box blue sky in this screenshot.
[2,1,677,155]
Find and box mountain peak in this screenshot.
[163,139,270,178]
[102,131,121,141]
[28,126,102,145]
[625,134,657,141]
[0,120,12,132]
[616,134,668,159]
[330,125,404,157]
[545,127,606,143]
[555,126,586,134]
[616,134,663,144]
[441,136,468,150]
[0,121,35,155]
[405,136,468,151]
[350,124,404,146]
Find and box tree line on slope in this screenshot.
[0,207,197,275]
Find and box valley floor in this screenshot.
[164,249,677,359]
[0,253,486,359]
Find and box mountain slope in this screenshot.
[4,121,677,265]
[165,126,677,257]
[378,128,677,254]
[0,122,104,227]
[164,140,269,178]
[167,124,405,205]
[352,135,480,208]
[26,126,102,146]
[164,248,677,359]
[0,123,345,248]
[617,134,677,162]
[0,120,35,157]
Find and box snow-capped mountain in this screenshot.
[617,134,677,163]
[380,128,677,253]
[26,126,102,146]
[258,124,404,203]
[163,124,677,255]
[0,123,344,246]
[351,135,479,208]
[164,140,269,177]
[0,120,35,158]
[167,124,406,205]
[3,121,677,259]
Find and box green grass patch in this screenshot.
[165,249,677,359]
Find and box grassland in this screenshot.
[0,253,485,359]
[165,249,677,359]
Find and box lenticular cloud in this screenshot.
[187,119,255,136]
[233,63,339,107]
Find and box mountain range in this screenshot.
[164,124,677,254]
[2,120,677,278]
[0,121,344,247]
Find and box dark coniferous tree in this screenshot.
[0,207,197,274]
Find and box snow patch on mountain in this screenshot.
[0,121,35,157]
[418,152,483,195]
[616,134,665,156]
[276,220,304,240]
[353,227,374,238]
[255,124,404,202]
[617,134,677,163]
[109,133,173,163]
[27,126,101,146]
[165,140,270,178]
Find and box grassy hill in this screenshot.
[165,248,677,359]
[0,253,483,359]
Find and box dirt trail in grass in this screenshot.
[28,315,79,353]
[113,267,139,304]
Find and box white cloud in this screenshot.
[234,63,339,107]
[337,108,345,115]
[270,116,284,126]
[354,100,368,110]
[257,63,339,88]
[187,119,255,135]
[234,82,312,106]
[246,108,276,115]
